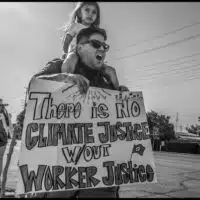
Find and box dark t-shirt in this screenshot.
[34,58,116,90]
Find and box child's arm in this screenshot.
[102,64,129,91]
[62,23,77,53]
[61,52,78,73]
[63,34,73,53]
[102,64,120,90]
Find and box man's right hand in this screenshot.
[36,73,90,94]
[67,74,90,94]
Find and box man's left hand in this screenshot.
[119,85,129,91]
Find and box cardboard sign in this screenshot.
[16,77,157,195]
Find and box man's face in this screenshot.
[77,33,108,70]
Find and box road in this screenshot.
[2,140,200,197]
[120,151,200,197]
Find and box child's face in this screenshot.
[80,4,97,26]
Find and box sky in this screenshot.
[1,2,200,132]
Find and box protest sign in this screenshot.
[16,77,157,195]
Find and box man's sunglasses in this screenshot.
[84,39,110,52]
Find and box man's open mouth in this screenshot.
[96,54,103,61]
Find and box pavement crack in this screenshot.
[137,176,192,197]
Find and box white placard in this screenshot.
[16,77,157,195]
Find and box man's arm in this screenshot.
[32,73,89,95]
[34,58,63,78]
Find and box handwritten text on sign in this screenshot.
[16,78,157,195]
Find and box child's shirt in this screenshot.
[65,23,88,53]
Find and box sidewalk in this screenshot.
[119,152,200,197]
[2,141,200,197]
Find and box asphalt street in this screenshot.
[2,141,200,198]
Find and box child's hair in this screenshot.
[61,2,100,52]
[66,2,100,29]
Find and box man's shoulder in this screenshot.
[34,58,63,77]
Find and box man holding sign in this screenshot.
[34,27,127,198]
[17,27,156,198]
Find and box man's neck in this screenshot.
[75,57,115,89]
[78,59,100,74]
[74,58,102,83]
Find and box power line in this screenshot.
[133,62,200,87]
[171,59,196,67]
[135,74,200,88]
[131,60,200,81]
[128,53,200,77]
[141,52,200,68]
[116,33,200,60]
[187,75,200,82]
[139,62,200,78]
[139,65,200,82]
[177,114,200,117]
[115,20,200,52]
[136,58,197,73]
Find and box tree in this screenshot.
[16,87,28,128]
[16,108,25,129]
[186,116,200,135]
[15,107,26,140]
[13,124,22,140]
[186,124,200,135]
[147,110,175,141]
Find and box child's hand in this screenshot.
[66,23,78,37]
[102,64,119,90]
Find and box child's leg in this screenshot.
[61,53,67,60]
[102,63,120,90]
[61,52,78,73]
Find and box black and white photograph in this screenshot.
[0,2,200,198]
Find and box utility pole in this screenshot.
[175,112,179,133]
[180,125,182,132]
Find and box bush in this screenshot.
[165,141,199,154]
